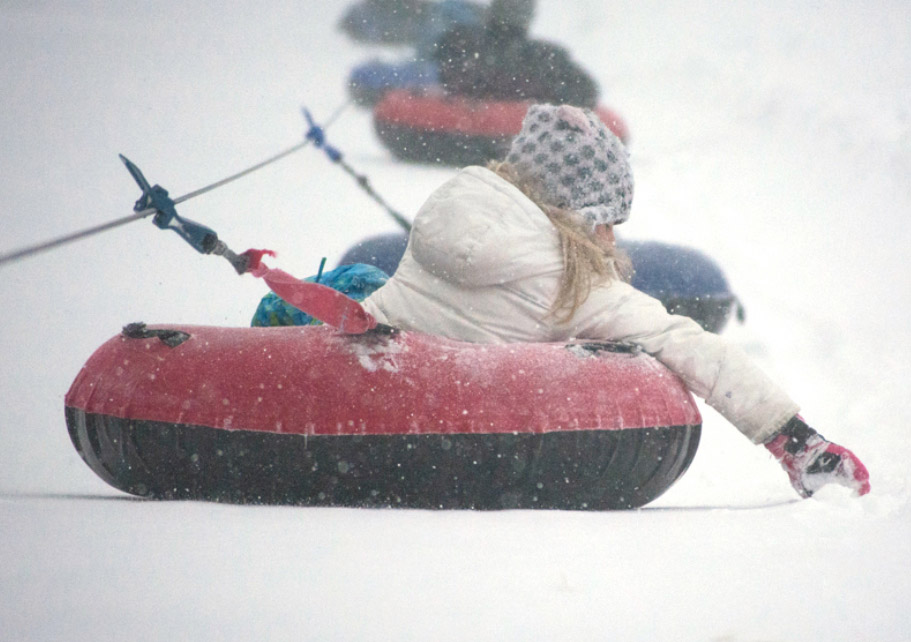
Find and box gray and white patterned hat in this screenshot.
[505,104,634,226]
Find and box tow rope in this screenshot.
[0,103,393,333]
[0,101,351,268]
[302,108,411,233]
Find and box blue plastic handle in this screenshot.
[120,155,219,254]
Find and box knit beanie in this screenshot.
[505,104,634,226]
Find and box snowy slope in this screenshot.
[1,1,909,640]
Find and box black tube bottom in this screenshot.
[66,408,700,510]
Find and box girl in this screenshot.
[361,103,870,499]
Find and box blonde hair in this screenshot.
[488,161,632,323]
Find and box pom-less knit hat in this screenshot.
[505,104,634,226]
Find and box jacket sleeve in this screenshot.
[576,282,799,443]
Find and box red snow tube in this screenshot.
[65,323,700,510]
[373,90,631,166]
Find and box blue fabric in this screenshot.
[251,263,389,327]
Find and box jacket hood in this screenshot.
[408,166,562,287]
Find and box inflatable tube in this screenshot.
[619,240,743,333]
[349,59,440,106]
[338,0,433,45]
[339,233,410,275]
[373,90,630,166]
[339,0,484,46]
[65,323,701,510]
[339,234,742,333]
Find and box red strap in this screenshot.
[240,248,277,276]
[241,249,377,334]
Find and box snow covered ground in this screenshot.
[1,1,909,639]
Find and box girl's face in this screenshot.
[593,224,615,248]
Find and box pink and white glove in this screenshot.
[765,416,871,498]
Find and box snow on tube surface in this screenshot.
[65,323,701,510]
[339,234,742,333]
[373,90,631,166]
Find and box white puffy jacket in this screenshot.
[362,166,798,443]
